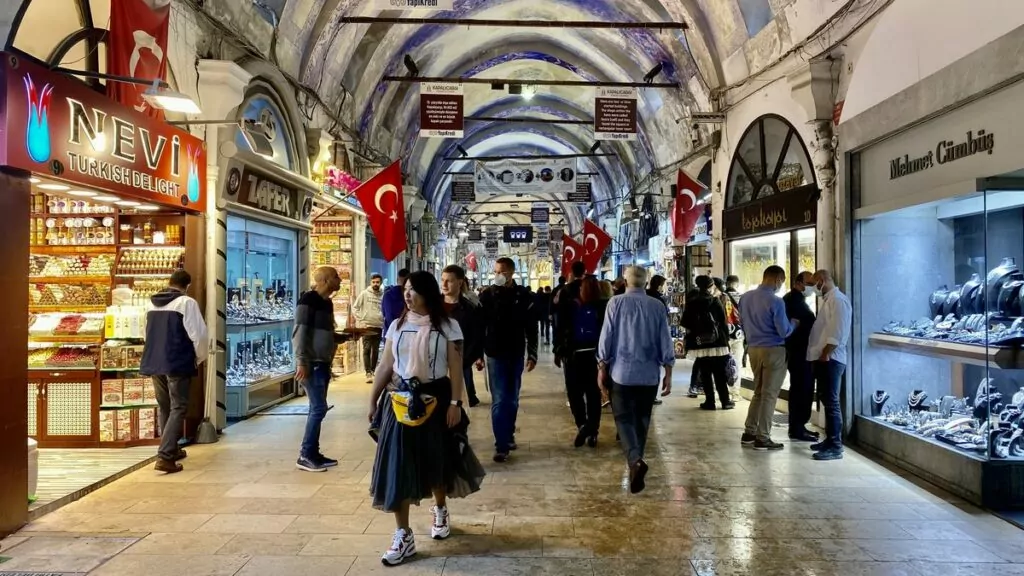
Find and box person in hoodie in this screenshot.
[354,273,386,382]
[382,268,411,335]
[140,270,208,474]
[441,265,484,407]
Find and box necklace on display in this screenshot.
[871,390,890,416]
[908,390,928,410]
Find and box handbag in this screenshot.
[389,377,438,427]
[693,310,720,346]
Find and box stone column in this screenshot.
[196,60,252,433]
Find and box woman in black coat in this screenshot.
[681,275,734,410]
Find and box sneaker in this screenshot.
[296,456,328,472]
[753,438,784,451]
[686,386,700,398]
[509,440,519,451]
[430,505,451,539]
[789,430,820,442]
[381,528,416,566]
[316,454,338,468]
[721,402,736,410]
[493,452,510,463]
[154,459,182,474]
[741,433,756,445]
[810,440,834,452]
[365,373,374,384]
[699,402,716,410]
[813,447,844,461]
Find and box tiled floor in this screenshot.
[31,447,156,516]
[4,351,1024,575]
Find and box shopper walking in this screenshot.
[535,285,552,345]
[292,266,345,472]
[368,271,485,566]
[647,274,669,309]
[597,266,674,494]
[725,275,747,369]
[807,269,852,461]
[441,265,484,408]
[682,276,734,410]
[382,268,411,336]
[784,271,819,442]
[477,257,538,463]
[738,265,797,451]
[555,275,608,448]
[354,273,386,382]
[140,270,208,474]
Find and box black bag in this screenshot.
[692,309,720,346]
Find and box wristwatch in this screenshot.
[450,400,463,407]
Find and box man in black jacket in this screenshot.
[784,271,819,442]
[140,270,208,474]
[477,257,538,462]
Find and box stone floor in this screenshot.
[4,351,1024,576]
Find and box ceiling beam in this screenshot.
[340,17,687,29]
[382,76,677,89]
[465,116,591,125]
[443,152,614,161]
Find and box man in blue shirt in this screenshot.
[738,265,797,451]
[597,266,675,494]
[381,268,410,333]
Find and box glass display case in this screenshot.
[225,214,298,418]
[854,187,1024,465]
[312,215,357,375]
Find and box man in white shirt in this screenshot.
[805,269,852,461]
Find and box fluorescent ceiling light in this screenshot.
[67,190,98,197]
[142,81,202,115]
[93,195,121,202]
[29,177,40,184]
[38,183,70,191]
[115,200,141,206]
[136,204,160,211]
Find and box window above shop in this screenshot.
[726,114,816,208]
[235,93,296,171]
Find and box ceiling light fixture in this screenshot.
[115,200,142,207]
[522,85,535,101]
[141,80,202,114]
[93,195,121,202]
[136,204,161,211]
[67,190,98,197]
[240,120,275,158]
[38,183,70,191]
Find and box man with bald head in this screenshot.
[806,269,852,461]
[293,266,345,472]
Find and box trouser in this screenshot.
[153,374,190,462]
[463,364,479,402]
[696,355,731,406]
[787,354,814,435]
[743,346,788,441]
[362,330,382,374]
[563,349,602,435]
[540,317,551,343]
[611,383,658,466]
[814,359,847,447]
[487,355,525,452]
[300,362,331,458]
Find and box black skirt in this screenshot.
[369,378,486,512]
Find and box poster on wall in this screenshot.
[419,83,463,138]
[450,173,475,203]
[594,87,637,141]
[569,175,593,204]
[475,158,576,199]
[531,203,549,223]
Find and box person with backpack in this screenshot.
[554,274,608,448]
[714,277,742,387]
[682,275,734,410]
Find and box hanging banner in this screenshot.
[372,0,454,9]
[475,158,576,199]
[550,226,564,241]
[450,173,475,204]
[419,83,464,138]
[484,239,499,257]
[569,174,593,204]
[106,0,171,120]
[531,203,549,223]
[594,86,638,141]
[468,225,482,241]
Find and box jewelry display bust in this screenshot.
[871,390,890,416]
[908,390,929,411]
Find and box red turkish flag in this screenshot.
[561,234,585,279]
[676,169,708,212]
[465,251,478,272]
[353,161,407,262]
[671,197,704,243]
[581,219,612,274]
[106,0,171,120]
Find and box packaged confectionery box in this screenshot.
[123,346,144,370]
[101,380,124,406]
[116,409,133,441]
[123,379,145,405]
[143,379,157,404]
[138,408,157,439]
[99,411,115,442]
[101,346,125,370]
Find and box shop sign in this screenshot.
[484,239,499,257]
[419,83,463,138]
[687,214,710,245]
[372,0,453,9]
[594,86,637,141]
[223,159,312,222]
[888,129,995,181]
[722,187,817,240]
[468,225,482,241]
[0,53,206,211]
[550,226,564,241]
[475,157,576,198]
[569,175,592,204]
[450,173,475,203]
[531,203,549,223]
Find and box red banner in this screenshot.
[671,197,704,243]
[106,0,171,120]
[353,161,407,262]
[676,168,707,213]
[561,234,584,279]
[581,219,612,274]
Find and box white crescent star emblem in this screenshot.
[585,233,598,252]
[680,187,698,209]
[374,184,399,214]
[565,246,576,260]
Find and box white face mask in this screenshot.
[803,286,816,297]
[493,274,508,287]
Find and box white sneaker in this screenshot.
[381,528,416,566]
[430,505,451,540]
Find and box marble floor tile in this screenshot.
[89,553,250,576]
[238,497,364,515]
[196,513,298,534]
[856,538,1005,562]
[123,532,233,555]
[796,561,923,576]
[0,551,107,572]
[224,483,323,499]
[234,554,355,576]
[910,562,1024,576]
[344,554,446,575]
[72,513,214,533]
[284,513,374,534]
[215,533,312,557]
[491,516,575,537]
[364,511,495,536]
[591,558,697,576]
[440,556,594,575]
[121,497,249,514]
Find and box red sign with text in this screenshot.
[0,53,206,212]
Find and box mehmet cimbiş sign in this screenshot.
[889,129,995,180]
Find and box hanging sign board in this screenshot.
[222,158,314,224]
[722,187,816,240]
[419,83,463,138]
[468,225,482,241]
[531,203,549,223]
[450,173,475,204]
[550,226,564,241]
[484,239,499,257]
[475,157,576,199]
[569,174,593,204]
[373,0,453,9]
[594,86,638,141]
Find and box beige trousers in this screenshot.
[743,346,788,440]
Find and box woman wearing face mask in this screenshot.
[368,271,486,567]
[681,275,734,410]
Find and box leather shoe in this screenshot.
[629,459,649,494]
[810,440,834,451]
[789,431,819,442]
[154,459,183,474]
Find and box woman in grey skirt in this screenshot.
[367,271,485,567]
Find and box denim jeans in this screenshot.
[487,355,524,452]
[152,374,190,462]
[814,359,846,447]
[300,362,331,458]
[787,355,814,435]
[463,364,479,402]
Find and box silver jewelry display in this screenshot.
[908,390,929,411]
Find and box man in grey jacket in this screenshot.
[353,274,386,382]
[293,266,345,472]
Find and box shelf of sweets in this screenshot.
[101,377,155,407]
[30,283,108,307]
[27,346,98,369]
[100,342,144,371]
[29,304,107,313]
[29,245,117,255]
[99,406,159,443]
[29,313,106,339]
[114,246,185,276]
[29,253,115,277]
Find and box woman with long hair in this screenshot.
[556,275,609,447]
[368,271,485,566]
[681,275,734,410]
[441,264,484,407]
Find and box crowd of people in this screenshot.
[135,258,850,567]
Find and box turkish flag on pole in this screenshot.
[353,161,408,262]
[676,169,708,212]
[465,251,478,273]
[671,169,708,242]
[106,0,171,120]
[581,219,613,274]
[561,234,585,279]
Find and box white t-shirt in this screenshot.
[385,318,464,381]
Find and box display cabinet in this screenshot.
[311,215,357,375]
[225,214,298,418]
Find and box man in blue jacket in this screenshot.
[140,270,209,474]
[381,268,410,334]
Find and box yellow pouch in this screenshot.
[390,391,437,426]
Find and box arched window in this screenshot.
[726,114,815,208]
[235,91,296,171]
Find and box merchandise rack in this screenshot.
[311,216,357,375]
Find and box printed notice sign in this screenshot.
[450,173,475,204]
[373,0,454,10]
[594,86,637,141]
[420,83,464,138]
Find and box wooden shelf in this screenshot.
[114,273,177,278]
[100,403,158,410]
[117,244,185,249]
[30,245,117,254]
[868,333,1024,369]
[30,305,107,313]
[27,366,97,372]
[99,438,161,448]
[28,335,104,344]
[32,212,117,218]
[29,276,111,284]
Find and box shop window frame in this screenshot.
[725,114,817,209]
